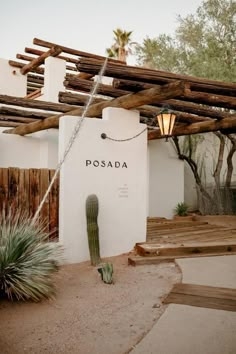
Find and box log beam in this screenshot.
[0,106,50,119]
[64,76,129,97]
[24,47,78,64]
[59,91,210,123]
[33,38,125,64]
[0,115,38,123]
[20,46,62,75]
[148,116,236,139]
[0,94,78,113]
[3,81,186,135]
[65,77,231,119]
[9,60,44,75]
[78,58,236,96]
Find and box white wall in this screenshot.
[59,107,147,264]
[0,128,58,168]
[0,59,27,97]
[148,139,184,219]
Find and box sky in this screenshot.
[0,0,203,64]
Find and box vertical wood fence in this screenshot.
[0,167,59,239]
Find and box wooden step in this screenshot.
[128,251,236,266]
[147,228,236,243]
[147,221,208,231]
[164,283,236,312]
[128,255,175,266]
[136,241,236,257]
[147,224,224,238]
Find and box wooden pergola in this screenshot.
[1,37,236,139]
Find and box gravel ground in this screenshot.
[0,255,181,354]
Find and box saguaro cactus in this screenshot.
[86,194,101,266]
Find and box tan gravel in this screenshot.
[0,255,181,354]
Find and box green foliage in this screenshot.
[106,28,134,61]
[135,35,180,72]
[174,202,189,216]
[97,263,113,284]
[86,194,101,266]
[135,0,236,82]
[0,212,63,301]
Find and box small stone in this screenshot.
[152,303,160,308]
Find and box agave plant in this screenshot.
[0,212,63,301]
[174,202,189,216]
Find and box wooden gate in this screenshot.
[0,167,59,239]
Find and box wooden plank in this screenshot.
[18,169,30,215]
[8,167,19,212]
[29,169,40,218]
[49,170,59,239]
[40,169,50,234]
[148,229,236,244]
[128,255,175,266]
[164,292,236,312]
[171,283,236,301]
[4,80,186,136]
[0,168,9,214]
[147,221,209,231]
[129,251,236,265]
[147,225,226,237]
[136,241,236,257]
[164,283,236,312]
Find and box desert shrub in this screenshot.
[0,212,63,301]
[174,202,189,216]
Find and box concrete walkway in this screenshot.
[131,255,236,354]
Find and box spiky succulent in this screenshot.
[0,212,63,301]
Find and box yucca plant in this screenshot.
[0,211,63,301]
[174,202,189,216]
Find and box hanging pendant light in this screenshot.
[157,108,176,141]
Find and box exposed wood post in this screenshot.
[3,81,186,136]
[20,46,62,75]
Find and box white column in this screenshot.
[42,57,66,103]
[59,107,147,264]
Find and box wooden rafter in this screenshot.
[0,94,79,113]
[20,46,62,75]
[33,37,125,64]
[3,81,186,136]
[77,57,236,96]
[64,77,234,118]
[148,115,236,139]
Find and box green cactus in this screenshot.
[86,194,101,266]
[97,263,114,284]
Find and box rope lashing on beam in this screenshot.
[32,58,108,223]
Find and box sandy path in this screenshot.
[0,255,181,354]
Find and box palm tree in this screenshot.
[106,28,134,62]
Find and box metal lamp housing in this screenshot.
[157,110,176,140]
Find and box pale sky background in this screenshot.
[0,0,203,64]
